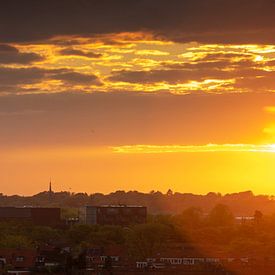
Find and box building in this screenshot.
[0,248,37,271]
[79,205,147,226]
[235,216,254,224]
[86,244,128,270]
[0,207,61,227]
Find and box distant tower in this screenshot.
[49,179,53,199]
[49,180,52,193]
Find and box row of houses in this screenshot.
[0,247,237,272]
[3,242,275,274]
[136,256,250,269]
[0,247,65,273]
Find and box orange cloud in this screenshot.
[0,34,273,95]
[112,144,275,154]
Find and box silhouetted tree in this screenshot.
[207,204,234,227]
[176,207,203,229]
[254,210,263,226]
[166,189,173,196]
[126,223,170,260]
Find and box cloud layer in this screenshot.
[0,44,43,64]
[0,1,274,95]
[112,144,275,154]
[0,40,274,95]
[1,0,275,44]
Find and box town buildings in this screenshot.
[0,207,62,227]
[79,205,147,226]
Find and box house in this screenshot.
[0,248,37,270]
[36,246,66,270]
[86,244,129,270]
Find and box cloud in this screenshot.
[234,72,275,91]
[109,69,177,84]
[108,69,222,84]
[135,50,170,56]
[0,41,273,94]
[111,144,275,154]
[0,67,47,86]
[52,71,101,85]
[59,48,102,58]
[108,66,259,85]
[107,47,275,92]
[163,59,256,71]
[0,44,44,64]
[0,67,101,92]
[191,53,255,64]
[1,0,275,44]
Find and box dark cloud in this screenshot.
[109,64,269,84]
[0,67,101,91]
[109,69,192,84]
[108,68,224,84]
[265,60,275,67]
[193,53,253,62]
[163,60,245,71]
[52,71,101,85]
[0,44,17,52]
[0,44,44,64]
[234,72,275,91]
[0,67,47,86]
[59,48,102,58]
[108,68,238,84]
[1,0,275,44]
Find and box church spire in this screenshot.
[48,179,53,200]
[49,179,52,193]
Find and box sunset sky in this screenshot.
[1,0,275,195]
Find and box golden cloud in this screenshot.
[112,144,275,154]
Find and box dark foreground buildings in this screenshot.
[0,205,147,227]
[0,207,61,227]
[79,205,147,225]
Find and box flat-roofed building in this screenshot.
[0,207,61,227]
[79,205,147,226]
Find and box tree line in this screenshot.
[1,204,275,260]
[0,189,275,216]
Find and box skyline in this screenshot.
[1,0,275,195]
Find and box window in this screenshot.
[16,256,24,262]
